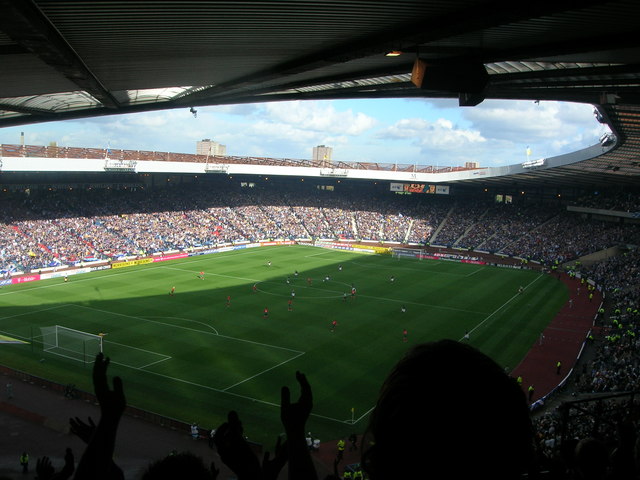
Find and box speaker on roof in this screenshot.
[411,59,488,106]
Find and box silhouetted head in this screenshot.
[362,339,533,479]
[574,437,608,480]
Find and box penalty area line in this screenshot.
[222,351,306,391]
[464,273,545,339]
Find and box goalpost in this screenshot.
[40,325,104,364]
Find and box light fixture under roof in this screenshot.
[385,50,402,57]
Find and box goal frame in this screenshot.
[40,325,104,364]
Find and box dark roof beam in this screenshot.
[0,0,120,109]
[0,102,52,116]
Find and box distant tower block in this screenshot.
[313,145,333,167]
[197,139,227,157]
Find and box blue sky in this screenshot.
[0,98,608,168]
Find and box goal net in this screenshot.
[40,325,103,364]
[391,247,425,260]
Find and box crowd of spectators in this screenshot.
[571,191,640,213]
[502,213,640,265]
[1,185,639,274]
[460,204,556,253]
[431,200,489,246]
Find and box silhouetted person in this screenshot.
[35,448,74,480]
[214,371,315,480]
[141,451,218,480]
[72,353,125,480]
[19,452,29,474]
[609,419,638,480]
[573,437,608,480]
[348,433,358,452]
[361,340,534,480]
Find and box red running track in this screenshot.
[511,272,601,404]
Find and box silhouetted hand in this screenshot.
[214,410,261,480]
[281,371,312,436]
[50,448,74,480]
[262,435,288,480]
[210,461,220,480]
[36,456,55,480]
[69,416,96,444]
[93,352,125,420]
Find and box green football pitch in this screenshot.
[0,245,567,445]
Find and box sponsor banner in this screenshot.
[41,268,90,280]
[461,259,486,265]
[13,274,40,284]
[389,183,449,194]
[352,244,391,254]
[0,279,13,287]
[188,244,248,257]
[113,258,154,269]
[329,244,354,251]
[152,253,188,263]
[259,240,295,247]
[90,265,111,272]
[432,252,481,262]
[316,242,378,254]
[494,263,523,269]
[353,248,376,254]
[189,248,217,256]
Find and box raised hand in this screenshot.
[69,416,96,444]
[74,353,126,480]
[281,371,312,436]
[50,448,75,480]
[262,435,288,480]
[93,352,126,420]
[281,371,318,480]
[214,410,261,480]
[36,456,55,480]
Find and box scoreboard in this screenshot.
[390,183,450,194]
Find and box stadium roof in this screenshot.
[0,0,640,188]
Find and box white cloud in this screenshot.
[379,117,485,148]
[262,101,377,135]
[463,100,595,143]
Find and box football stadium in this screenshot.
[1,2,640,479]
